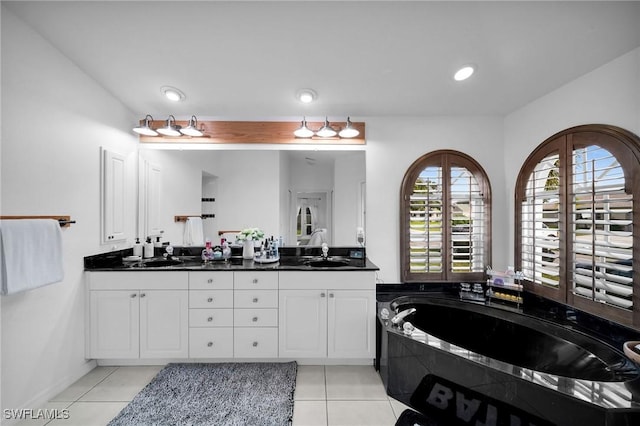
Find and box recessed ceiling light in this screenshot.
[454,65,475,82]
[161,86,186,102]
[296,88,317,104]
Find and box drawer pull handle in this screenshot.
[131,293,137,298]
[252,298,258,303]
[252,317,258,322]
[252,278,258,284]
[207,342,213,347]
[207,297,214,303]
[140,293,146,298]
[207,278,214,284]
[252,341,258,347]
[320,293,326,298]
[207,316,213,322]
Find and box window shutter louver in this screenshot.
[450,166,485,273]
[409,166,444,273]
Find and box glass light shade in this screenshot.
[316,118,337,138]
[133,115,158,136]
[338,117,359,138]
[156,115,181,136]
[180,116,204,137]
[294,118,314,138]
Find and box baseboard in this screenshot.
[2,360,97,426]
[96,357,374,366]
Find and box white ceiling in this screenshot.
[4,1,640,119]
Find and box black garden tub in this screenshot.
[378,295,640,426]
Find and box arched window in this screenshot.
[400,150,492,282]
[515,124,640,328]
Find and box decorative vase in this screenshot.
[242,239,255,260]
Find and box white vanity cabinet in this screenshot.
[233,271,279,358]
[86,272,189,359]
[278,271,376,360]
[188,271,234,358]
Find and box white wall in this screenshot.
[364,116,506,283]
[504,47,640,264]
[1,7,138,413]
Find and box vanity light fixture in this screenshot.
[156,115,182,136]
[179,115,204,137]
[296,88,317,104]
[454,65,475,81]
[338,117,359,138]
[132,114,159,136]
[293,117,315,138]
[316,117,337,138]
[161,86,186,102]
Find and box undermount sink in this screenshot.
[142,258,184,267]
[305,258,350,268]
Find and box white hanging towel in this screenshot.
[0,219,64,295]
[183,216,204,246]
[307,228,327,246]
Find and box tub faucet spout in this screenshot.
[391,308,416,325]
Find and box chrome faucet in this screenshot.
[321,243,329,260]
[391,308,416,325]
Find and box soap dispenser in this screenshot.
[143,237,154,258]
[133,238,143,257]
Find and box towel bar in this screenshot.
[0,215,75,228]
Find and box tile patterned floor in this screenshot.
[17,364,412,426]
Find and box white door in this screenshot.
[90,290,139,359]
[328,290,375,359]
[279,289,327,358]
[101,148,127,243]
[139,290,188,358]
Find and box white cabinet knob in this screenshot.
[252,317,258,322]
[252,278,258,284]
[207,278,213,284]
[252,297,258,303]
[140,293,146,298]
[252,342,258,347]
[320,293,326,298]
[207,316,213,322]
[207,297,213,303]
[207,342,213,347]
[329,293,334,298]
[131,293,137,298]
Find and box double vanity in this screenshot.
[84,246,378,365]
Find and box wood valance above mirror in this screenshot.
[137,120,366,145]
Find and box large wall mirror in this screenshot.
[137,147,365,248]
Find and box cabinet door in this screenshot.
[328,290,375,359]
[279,290,327,358]
[139,290,188,358]
[101,148,127,243]
[89,290,139,359]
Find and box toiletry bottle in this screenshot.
[154,236,162,248]
[143,237,154,258]
[133,238,143,257]
[222,241,231,261]
[202,239,213,261]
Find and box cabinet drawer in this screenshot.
[189,272,233,290]
[88,271,188,290]
[278,271,375,290]
[234,328,278,358]
[189,328,233,358]
[234,290,278,308]
[189,290,233,309]
[189,309,233,327]
[234,309,278,327]
[234,271,278,290]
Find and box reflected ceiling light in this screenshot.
[316,117,337,138]
[454,65,475,81]
[179,115,204,137]
[296,88,317,104]
[161,86,186,102]
[132,114,158,136]
[293,117,314,138]
[338,117,359,138]
[156,115,181,136]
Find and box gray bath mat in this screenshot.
[107,362,297,426]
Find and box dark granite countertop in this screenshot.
[84,246,379,272]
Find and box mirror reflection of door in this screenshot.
[294,192,330,245]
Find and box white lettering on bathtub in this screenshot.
[425,382,531,426]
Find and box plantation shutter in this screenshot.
[450,166,485,272]
[521,153,561,288]
[409,166,443,273]
[570,145,633,310]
